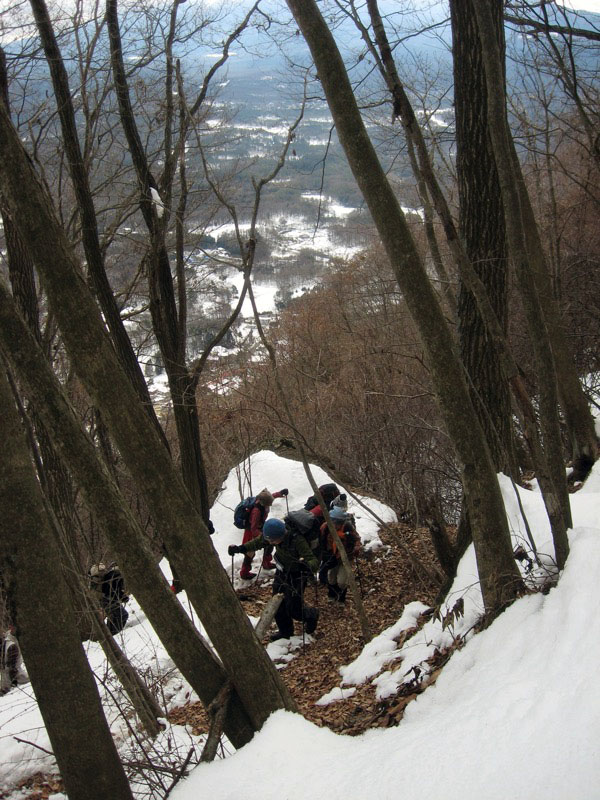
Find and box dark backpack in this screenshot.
[303,482,340,512]
[285,509,321,552]
[233,496,257,529]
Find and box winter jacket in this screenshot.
[320,522,361,561]
[240,528,319,575]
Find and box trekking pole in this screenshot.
[285,495,289,514]
[300,572,305,650]
[231,554,235,586]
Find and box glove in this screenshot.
[280,488,289,496]
[228,545,242,556]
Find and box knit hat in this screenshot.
[329,507,348,524]
[263,518,286,541]
[256,489,275,506]
[330,493,348,511]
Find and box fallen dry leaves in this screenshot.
[172,523,443,737]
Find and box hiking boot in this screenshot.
[304,608,320,635]
[240,556,256,580]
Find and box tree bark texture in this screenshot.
[450,0,515,475]
[286,0,524,615]
[0,368,134,800]
[471,0,571,568]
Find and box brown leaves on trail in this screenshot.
[171,523,442,738]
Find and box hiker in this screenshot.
[304,483,345,524]
[304,483,346,521]
[229,517,320,640]
[89,562,130,635]
[236,488,288,579]
[319,506,361,604]
[0,626,22,696]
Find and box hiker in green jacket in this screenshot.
[229,517,320,641]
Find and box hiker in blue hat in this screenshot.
[229,516,320,640]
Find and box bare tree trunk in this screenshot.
[286,0,523,616]
[450,0,516,475]
[472,0,571,568]
[106,0,210,519]
[366,0,574,572]
[0,367,134,800]
[90,610,165,738]
[0,100,296,729]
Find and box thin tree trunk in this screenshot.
[90,610,165,738]
[286,0,523,616]
[0,367,134,800]
[106,0,210,520]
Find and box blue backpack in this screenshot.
[233,496,256,529]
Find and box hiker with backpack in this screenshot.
[88,562,130,635]
[319,506,361,604]
[233,488,288,580]
[304,483,343,524]
[228,517,320,641]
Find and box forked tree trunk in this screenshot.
[286,0,523,616]
[0,368,134,800]
[106,0,210,520]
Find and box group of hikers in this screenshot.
[83,482,360,648]
[0,483,359,700]
[228,482,361,641]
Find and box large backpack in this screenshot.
[89,563,127,607]
[284,509,321,552]
[303,482,340,512]
[233,496,257,529]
